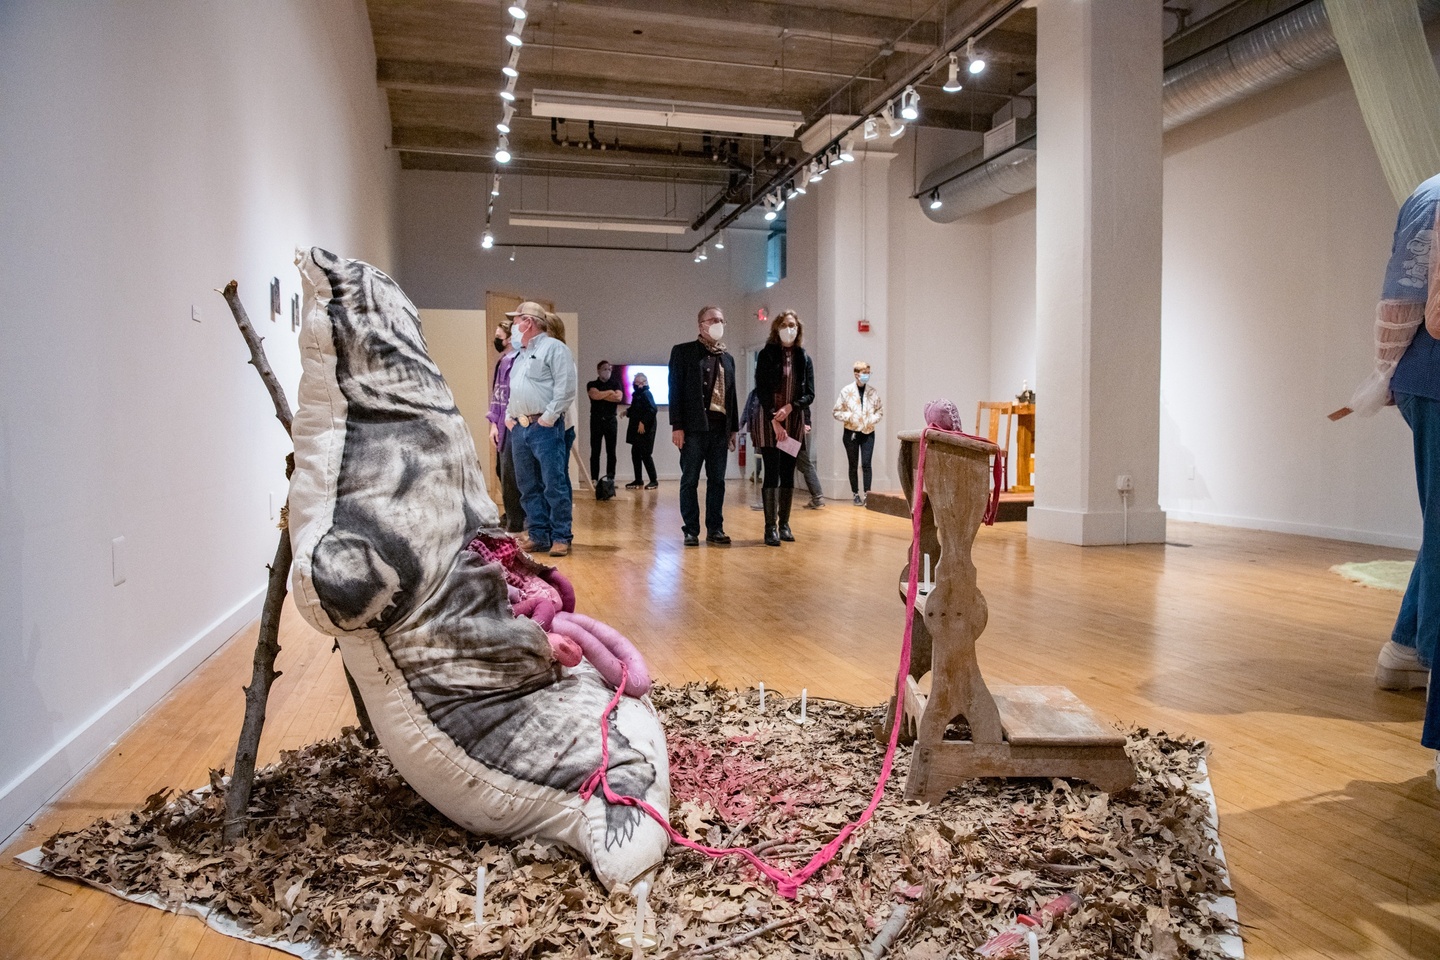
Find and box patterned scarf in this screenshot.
[700,335,728,416]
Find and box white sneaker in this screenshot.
[1375,641,1430,691]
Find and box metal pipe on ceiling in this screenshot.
[917,0,1440,223]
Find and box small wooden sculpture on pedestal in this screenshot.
[892,428,1133,801]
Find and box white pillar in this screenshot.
[1028,0,1166,545]
[813,146,895,490]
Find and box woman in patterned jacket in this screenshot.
[832,360,884,505]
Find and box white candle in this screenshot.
[758,681,765,711]
[632,880,650,959]
[474,865,487,925]
[1026,930,1039,960]
[799,688,807,724]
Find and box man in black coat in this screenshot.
[668,306,739,546]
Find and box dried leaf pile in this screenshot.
[39,684,1237,959]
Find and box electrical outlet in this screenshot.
[1186,464,1196,481]
[1116,474,1133,493]
[191,305,201,323]
[111,536,127,586]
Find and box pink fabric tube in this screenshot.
[545,632,583,667]
[551,612,651,696]
[544,568,577,613]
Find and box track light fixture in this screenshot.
[505,25,524,46]
[482,229,495,249]
[929,190,943,210]
[809,159,824,182]
[495,136,512,163]
[497,105,514,134]
[881,102,905,139]
[862,117,879,141]
[943,54,963,93]
[507,1,527,19]
[510,247,516,262]
[786,182,800,200]
[500,88,516,102]
[839,138,855,162]
[714,231,725,250]
[967,37,985,75]
[697,243,708,261]
[491,175,501,197]
[763,195,778,221]
[899,86,919,122]
[773,189,785,211]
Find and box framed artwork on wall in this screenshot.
[291,293,300,331]
[270,278,281,321]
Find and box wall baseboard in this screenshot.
[1163,508,1421,551]
[0,588,265,848]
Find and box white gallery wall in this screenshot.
[0,0,397,841]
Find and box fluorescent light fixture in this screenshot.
[900,86,919,122]
[862,117,879,141]
[839,138,855,162]
[530,89,804,137]
[508,210,690,233]
[943,54,963,93]
[481,230,495,249]
[508,1,527,19]
[929,190,942,210]
[967,37,985,74]
[495,136,511,163]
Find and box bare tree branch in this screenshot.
[220,280,293,436]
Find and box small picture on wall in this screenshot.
[291,293,300,332]
[270,278,281,321]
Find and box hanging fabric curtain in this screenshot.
[1327,0,1440,204]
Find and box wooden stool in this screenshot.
[890,429,1133,800]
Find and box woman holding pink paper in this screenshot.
[754,310,816,546]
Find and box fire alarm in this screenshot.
[858,319,871,333]
[757,308,768,324]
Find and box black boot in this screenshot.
[763,489,780,546]
[778,487,795,542]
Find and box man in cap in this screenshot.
[504,301,578,557]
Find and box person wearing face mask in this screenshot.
[484,316,526,534]
[832,360,884,505]
[587,360,624,491]
[753,310,816,546]
[504,302,578,557]
[623,372,659,490]
[668,306,739,546]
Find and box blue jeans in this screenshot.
[509,420,573,546]
[679,429,729,537]
[1393,392,1440,749]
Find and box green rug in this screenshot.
[1331,560,1414,592]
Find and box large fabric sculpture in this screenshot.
[285,247,669,888]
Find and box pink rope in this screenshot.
[582,428,985,898]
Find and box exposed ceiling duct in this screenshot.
[920,0,1440,222]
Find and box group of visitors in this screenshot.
[485,299,884,554]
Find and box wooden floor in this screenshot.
[3,481,1438,959]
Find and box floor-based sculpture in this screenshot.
[894,427,1134,800]
[285,248,669,889]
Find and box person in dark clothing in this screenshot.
[623,371,659,489]
[587,360,623,484]
[668,306,739,546]
[753,310,815,546]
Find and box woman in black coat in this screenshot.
[623,371,659,489]
[753,310,815,546]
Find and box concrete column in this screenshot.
[812,145,895,491]
[1028,0,1166,545]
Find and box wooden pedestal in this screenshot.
[891,429,1133,801]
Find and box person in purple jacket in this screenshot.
[486,316,526,534]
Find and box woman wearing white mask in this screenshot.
[832,361,883,505]
[753,310,815,546]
